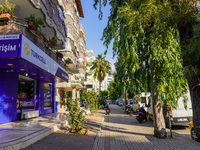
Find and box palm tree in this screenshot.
[90,54,112,96]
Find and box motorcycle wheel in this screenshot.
[139,115,143,123]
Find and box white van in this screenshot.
[132,92,151,113]
[147,91,193,127]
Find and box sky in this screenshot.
[79,1,116,71]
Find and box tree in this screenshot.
[101,90,108,99]
[107,81,120,100]
[90,54,112,96]
[92,0,199,138]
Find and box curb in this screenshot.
[0,120,68,150]
[91,116,105,150]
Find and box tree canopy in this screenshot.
[90,54,112,96]
[92,0,200,108]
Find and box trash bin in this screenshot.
[56,102,59,112]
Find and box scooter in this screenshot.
[105,105,110,115]
[136,106,147,123]
[126,105,131,114]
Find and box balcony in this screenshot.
[67,24,79,49]
[0,0,67,49]
[40,0,67,38]
[79,24,86,40]
[63,51,79,73]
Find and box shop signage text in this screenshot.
[0,35,20,58]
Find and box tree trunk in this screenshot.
[188,77,200,137]
[179,21,200,138]
[152,77,167,139]
[99,81,101,97]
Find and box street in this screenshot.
[23,105,200,150]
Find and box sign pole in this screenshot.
[168,109,172,138]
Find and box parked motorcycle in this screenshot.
[126,105,131,114]
[136,106,147,123]
[105,105,110,115]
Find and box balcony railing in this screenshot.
[41,0,67,38]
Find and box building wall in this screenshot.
[0,72,19,124]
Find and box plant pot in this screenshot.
[0,13,11,21]
[28,20,38,30]
[48,41,53,48]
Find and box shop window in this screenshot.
[17,75,36,110]
[44,83,52,109]
[18,76,34,98]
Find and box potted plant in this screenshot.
[48,36,57,48]
[0,0,15,21]
[25,14,44,30]
[65,58,73,64]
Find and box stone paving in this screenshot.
[96,105,200,150]
[2,105,200,150]
[22,110,104,150]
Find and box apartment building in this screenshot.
[84,49,98,92]
[0,0,86,124]
[55,0,86,111]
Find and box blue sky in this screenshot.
[80,1,116,70]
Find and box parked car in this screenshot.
[119,100,123,106]
[147,91,193,128]
[118,98,124,106]
[189,121,200,142]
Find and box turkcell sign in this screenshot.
[17,98,35,110]
[0,35,20,58]
[20,35,68,82]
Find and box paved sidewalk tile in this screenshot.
[96,105,200,150]
[22,110,104,150]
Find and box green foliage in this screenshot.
[0,0,15,15]
[90,54,112,96]
[49,37,57,47]
[25,14,44,26]
[92,0,196,109]
[101,90,108,98]
[65,95,72,111]
[66,98,87,133]
[65,58,73,64]
[81,90,100,115]
[107,80,121,100]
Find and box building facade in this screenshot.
[101,75,114,91]
[84,49,113,92]
[84,49,98,92]
[55,0,86,111]
[0,0,86,124]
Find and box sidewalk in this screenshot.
[0,112,68,150]
[96,105,200,150]
[1,106,200,150]
[22,110,104,150]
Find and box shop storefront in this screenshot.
[0,34,68,124]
